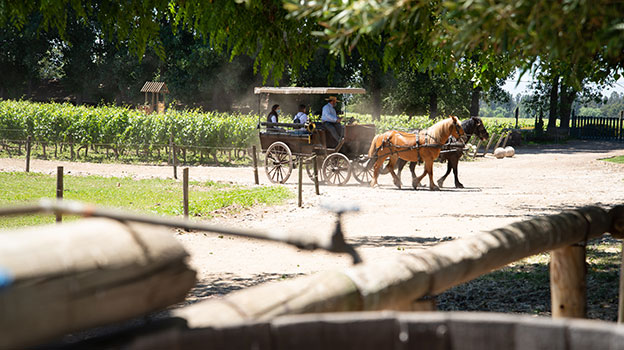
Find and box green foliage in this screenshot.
[350,113,531,136]
[0,172,293,229]
[0,100,259,148]
[352,113,436,133]
[1,1,319,83]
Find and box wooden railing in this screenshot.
[173,204,624,327]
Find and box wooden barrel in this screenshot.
[97,311,624,350]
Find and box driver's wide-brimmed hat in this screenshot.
[325,96,340,102]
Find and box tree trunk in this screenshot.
[547,75,560,131]
[429,91,438,119]
[559,83,577,130]
[470,86,482,117]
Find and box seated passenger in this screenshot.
[293,104,308,129]
[321,96,343,146]
[267,104,280,124]
[266,104,284,131]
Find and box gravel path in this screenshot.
[2,140,624,301]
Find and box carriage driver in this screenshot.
[321,96,343,145]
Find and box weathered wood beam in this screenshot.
[173,205,620,328]
[0,218,196,348]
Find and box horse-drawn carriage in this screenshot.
[254,87,375,185]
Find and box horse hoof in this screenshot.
[437,180,444,188]
[456,183,464,189]
[430,185,440,191]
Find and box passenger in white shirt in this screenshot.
[293,104,308,129]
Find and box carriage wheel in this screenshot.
[265,142,293,184]
[322,153,351,186]
[352,157,374,184]
[304,156,324,183]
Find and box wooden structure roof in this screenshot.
[140,82,169,94]
[254,87,366,95]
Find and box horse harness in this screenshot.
[373,119,465,158]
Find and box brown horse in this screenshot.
[367,116,465,190]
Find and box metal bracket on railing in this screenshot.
[321,202,363,264]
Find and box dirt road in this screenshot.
[1,140,623,300]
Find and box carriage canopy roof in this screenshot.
[254,87,366,95]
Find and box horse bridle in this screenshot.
[453,118,467,143]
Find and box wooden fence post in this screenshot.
[313,155,320,195]
[483,133,496,156]
[298,157,303,208]
[502,132,511,148]
[619,241,624,324]
[56,166,63,223]
[25,135,31,172]
[618,111,624,140]
[170,135,177,180]
[252,146,259,185]
[550,245,587,318]
[183,167,189,231]
[493,132,506,150]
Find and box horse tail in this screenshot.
[368,134,382,159]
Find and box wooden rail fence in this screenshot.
[571,112,624,141]
[172,205,624,328]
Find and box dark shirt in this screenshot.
[267,111,278,124]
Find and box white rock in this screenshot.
[494,147,506,159]
[504,146,515,157]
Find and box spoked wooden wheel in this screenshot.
[322,153,352,186]
[265,142,293,184]
[352,157,374,184]
[304,156,323,183]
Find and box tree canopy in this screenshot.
[286,0,624,87]
[2,0,623,119]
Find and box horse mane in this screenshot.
[426,116,456,143]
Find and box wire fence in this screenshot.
[0,129,260,167]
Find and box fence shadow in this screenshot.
[348,235,454,248]
[184,272,305,306]
[517,140,624,155]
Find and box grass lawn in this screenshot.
[0,172,292,229]
[603,155,624,164]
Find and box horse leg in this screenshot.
[370,155,388,188]
[437,160,452,188]
[425,159,439,191]
[450,154,464,188]
[386,157,402,189]
[410,161,421,188]
[396,157,407,187]
[413,167,427,190]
